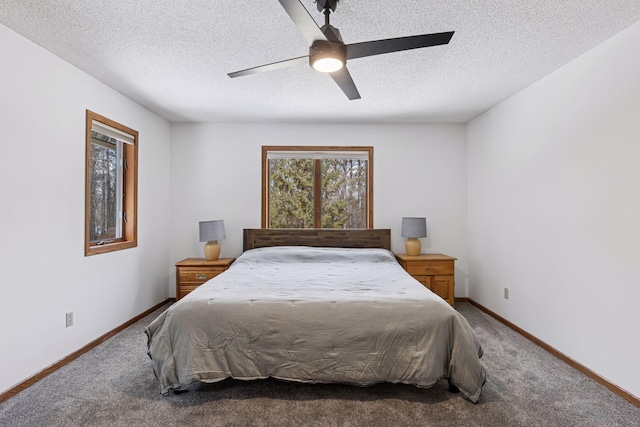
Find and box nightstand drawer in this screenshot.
[178,268,225,284]
[405,261,453,276]
[411,275,431,288]
[178,285,202,299]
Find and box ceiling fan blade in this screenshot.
[346,31,454,60]
[228,56,309,78]
[277,0,328,45]
[329,67,361,100]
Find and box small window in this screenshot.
[85,110,138,256]
[262,146,373,228]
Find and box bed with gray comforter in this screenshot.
[145,246,486,402]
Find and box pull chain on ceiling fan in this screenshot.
[228,0,454,100]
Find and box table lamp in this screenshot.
[401,217,427,256]
[199,220,225,260]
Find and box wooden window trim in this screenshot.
[262,146,373,229]
[85,110,138,256]
[313,160,322,228]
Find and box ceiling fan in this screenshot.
[228,0,454,100]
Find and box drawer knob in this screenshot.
[196,274,207,280]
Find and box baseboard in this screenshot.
[0,298,172,404]
[459,297,640,408]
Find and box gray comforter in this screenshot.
[146,247,486,402]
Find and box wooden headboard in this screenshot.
[243,229,391,251]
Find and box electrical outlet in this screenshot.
[504,288,509,300]
[66,312,74,327]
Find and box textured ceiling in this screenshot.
[1,1,640,123]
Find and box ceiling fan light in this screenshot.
[312,56,344,73]
[309,40,346,73]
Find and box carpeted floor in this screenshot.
[1,302,638,427]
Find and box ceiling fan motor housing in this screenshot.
[309,40,347,72]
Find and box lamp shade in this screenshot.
[401,217,427,238]
[199,220,226,242]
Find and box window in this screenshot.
[262,146,373,228]
[85,110,138,256]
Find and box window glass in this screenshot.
[88,132,122,243]
[269,158,314,228]
[320,158,367,228]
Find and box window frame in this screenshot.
[262,146,373,229]
[84,110,138,256]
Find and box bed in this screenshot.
[145,229,486,402]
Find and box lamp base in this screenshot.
[405,238,421,256]
[204,241,221,261]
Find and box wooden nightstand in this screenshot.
[395,254,456,307]
[175,258,235,301]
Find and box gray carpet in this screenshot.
[1,302,638,427]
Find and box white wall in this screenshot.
[467,21,640,398]
[170,122,468,296]
[0,24,172,394]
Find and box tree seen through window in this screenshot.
[264,147,372,229]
